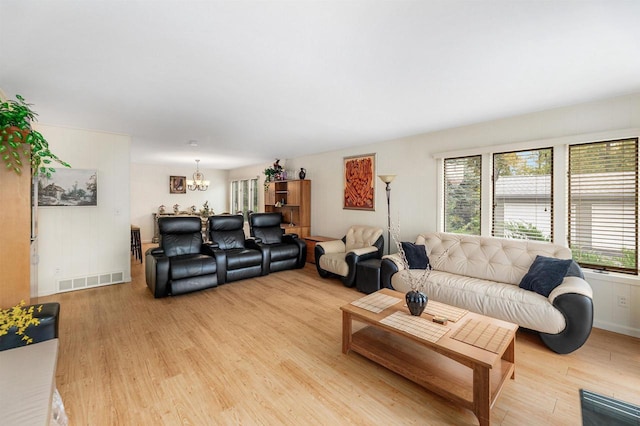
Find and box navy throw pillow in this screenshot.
[565,260,584,279]
[401,242,429,269]
[519,255,573,297]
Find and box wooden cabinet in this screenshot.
[0,168,31,308]
[286,181,301,205]
[265,183,276,206]
[265,180,311,238]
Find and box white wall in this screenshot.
[242,93,640,337]
[35,124,131,296]
[130,163,229,242]
[33,92,639,336]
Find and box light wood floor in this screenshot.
[36,248,640,425]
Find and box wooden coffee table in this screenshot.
[341,288,517,426]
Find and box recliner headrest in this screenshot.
[209,214,244,231]
[250,212,283,228]
[159,216,202,234]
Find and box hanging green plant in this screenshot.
[0,94,70,177]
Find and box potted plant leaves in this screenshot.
[0,94,69,177]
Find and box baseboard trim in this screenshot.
[593,320,640,339]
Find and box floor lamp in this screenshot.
[378,174,396,255]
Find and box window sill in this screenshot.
[583,268,640,286]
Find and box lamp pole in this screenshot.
[378,174,396,255]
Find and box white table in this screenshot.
[0,338,59,426]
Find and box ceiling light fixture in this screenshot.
[187,159,209,191]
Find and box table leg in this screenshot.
[503,336,516,379]
[342,311,352,354]
[473,365,491,426]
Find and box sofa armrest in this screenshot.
[245,237,268,273]
[540,276,594,354]
[380,258,400,289]
[383,253,406,271]
[380,254,406,290]
[150,247,164,256]
[286,235,307,267]
[340,249,381,287]
[548,276,593,304]
[245,238,262,249]
[282,233,299,241]
[145,248,170,298]
[201,243,219,256]
[316,239,346,254]
[349,246,378,256]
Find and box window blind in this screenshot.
[569,138,638,274]
[444,156,481,235]
[492,148,553,241]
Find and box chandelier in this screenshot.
[187,159,209,191]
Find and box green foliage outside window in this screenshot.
[494,149,552,176]
[572,248,637,270]
[444,156,481,235]
[504,221,550,242]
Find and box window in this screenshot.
[569,139,638,274]
[492,148,553,241]
[444,156,481,235]
[231,177,259,220]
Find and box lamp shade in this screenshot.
[378,174,396,184]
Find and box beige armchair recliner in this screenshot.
[315,225,384,287]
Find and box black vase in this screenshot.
[298,168,306,179]
[405,291,428,316]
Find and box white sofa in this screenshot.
[380,232,594,354]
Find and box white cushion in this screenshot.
[418,232,572,285]
[319,253,349,277]
[345,226,383,252]
[391,269,566,334]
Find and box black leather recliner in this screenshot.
[249,212,306,273]
[208,214,264,284]
[145,216,218,298]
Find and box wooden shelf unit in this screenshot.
[265,180,311,238]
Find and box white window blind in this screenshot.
[492,148,553,241]
[569,138,638,274]
[444,156,481,235]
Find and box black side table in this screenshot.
[356,259,383,294]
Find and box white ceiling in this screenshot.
[2,1,639,170]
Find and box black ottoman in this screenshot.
[0,302,60,351]
[356,259,382,294]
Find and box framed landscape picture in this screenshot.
[38,168,97,207]
[343,153,375,210]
